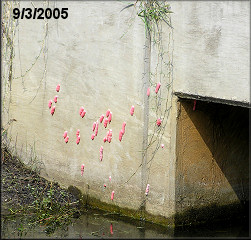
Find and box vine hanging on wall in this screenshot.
[121,0,174,212]
[2,0,50,164]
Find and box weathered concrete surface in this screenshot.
[144,20,177,220]
[2,0,177,225]
[170,1,250,105]
[4,0,145,211]
[175,99,249,225]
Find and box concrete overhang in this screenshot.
[174,92,251,109]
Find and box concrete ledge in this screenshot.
[174,92,251,108]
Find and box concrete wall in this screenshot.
[171,1,250,104]
[5,0,144,209]
[2,0,177,223]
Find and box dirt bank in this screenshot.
[1,147,79,216]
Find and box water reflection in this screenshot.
[1,209,249,239]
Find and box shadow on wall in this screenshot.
[175,98,249,226]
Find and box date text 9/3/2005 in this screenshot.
[13,8,68,20]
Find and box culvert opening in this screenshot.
[175,98,249,226]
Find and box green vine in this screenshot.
[2,1,19,118]
[121,1,174,211]
[137,0,173,32]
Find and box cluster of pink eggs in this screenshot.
[48,84,60,115]
[47,82,166,201]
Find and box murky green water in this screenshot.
[1,209,249,239]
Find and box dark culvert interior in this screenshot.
[175,98,249,227]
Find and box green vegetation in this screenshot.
[137,0,173,33]
[1,148,80,237]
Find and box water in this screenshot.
[1,209,249,239]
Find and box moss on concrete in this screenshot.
[83,193,175,227]
[68,185,175,228]
[68,185,249,229]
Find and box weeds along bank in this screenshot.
[1,147,80,236]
